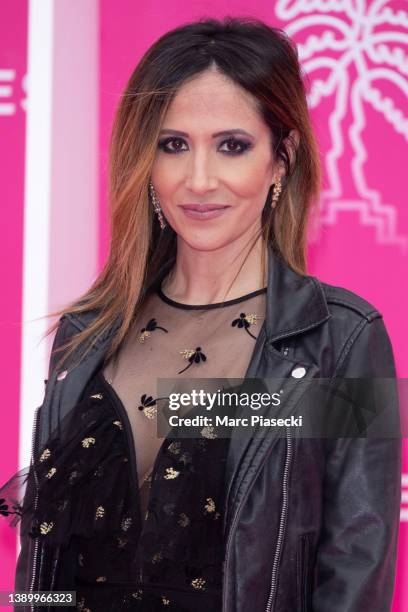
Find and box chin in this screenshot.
[177,232,236,253]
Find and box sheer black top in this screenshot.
[0,285,267,611]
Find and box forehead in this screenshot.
[163,69,264,130]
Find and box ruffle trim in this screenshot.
[0,383,138,547]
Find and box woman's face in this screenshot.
[150,67,284,251]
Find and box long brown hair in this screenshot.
[45,16,322,372]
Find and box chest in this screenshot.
[101,290,267,489]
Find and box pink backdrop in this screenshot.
[1,0,407,608]
[0,0,27,600]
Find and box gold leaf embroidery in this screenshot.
[39,521,54,535]
[180,349,195,359]
[90,393,103,400]
[142,406,157,420]
[113,420,123,429]
[191,577,206,590]
[45,467,57,479]
[138,330,151,343]
[39,448,50,462]
[163,467,180,479]
[95,505,105,519]
[161,595,170,605]
[81,437,96,448]
[204,497,215,513]
[201,425,217,439]
[167,441,181,454]
[245,313,263,325]
[121,516,132,531]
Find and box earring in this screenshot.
[149,181,167,229]
[271,176,282,208]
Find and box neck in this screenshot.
[161,232,268,305]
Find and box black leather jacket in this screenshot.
[15,245,402,612]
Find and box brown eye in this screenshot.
[169,138,184,151]
[225,139,240,151]
[219,138,251,155]
[158,137,187,154]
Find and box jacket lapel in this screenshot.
[222,245,331,535]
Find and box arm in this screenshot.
[313,315,402,612]
[14,315,70,594]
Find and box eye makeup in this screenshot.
[157,136,253,156]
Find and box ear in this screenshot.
[274,129,300,181]
[284,129,300,172]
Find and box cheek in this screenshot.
[212,150,274,199]
[222,158,273,207]
[150,157,181,196]
[226,167,269,199]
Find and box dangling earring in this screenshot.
[271,176,282,208]
[149,181,167,229]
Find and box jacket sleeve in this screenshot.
[312,315,402,612]
[14,315,70,595]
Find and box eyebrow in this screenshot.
[158,128,255,139]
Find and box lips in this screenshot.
[179,204,230,221]
[180,204,230,212]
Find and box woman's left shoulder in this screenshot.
[317,278,383,323]
[311,277,396,377]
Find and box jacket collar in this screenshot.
[67,242,331,345]
[264,244,330,343]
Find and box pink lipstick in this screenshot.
[179,203,230,220]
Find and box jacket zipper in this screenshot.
[264,343,291,610]
[29,404,41,612]
[265,427,293,612]
[222,427,293,612]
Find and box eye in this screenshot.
[219,138,252,155]
[157,136,252,155]
[157,137,188,154]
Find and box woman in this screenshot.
[0,16,401,612]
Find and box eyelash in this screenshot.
[157,137,252,156]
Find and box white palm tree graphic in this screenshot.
[276,0,408,250]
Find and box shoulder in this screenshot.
[48,311,93,377]
[314,279,395,377]
[52,312,83,346]
[319,280,383,323]
[53,310,99,342]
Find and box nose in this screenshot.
[184,149,218,194]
